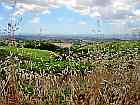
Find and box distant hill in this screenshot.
[1,34,140,41]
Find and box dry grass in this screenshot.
[0,65,140,105]
[0,41,140,105]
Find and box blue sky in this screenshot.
[0,0,140,36]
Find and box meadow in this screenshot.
[0,40,139,105]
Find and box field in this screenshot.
[0,40,140,105]
[51,42,73,48]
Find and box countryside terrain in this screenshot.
[0,40,140,105]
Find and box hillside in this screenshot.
[0,40,139,105]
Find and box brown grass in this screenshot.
[0,66,140,105]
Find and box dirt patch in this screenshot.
[52,43,73,48]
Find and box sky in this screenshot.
[0,0,140,36]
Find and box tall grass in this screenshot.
[0,41,140,105]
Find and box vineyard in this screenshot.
[0,40,140,105]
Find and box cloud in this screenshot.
[90,11,101,18]
[133,9,140,17]
[42,10,51,15]
[0,0,139,20]
[130,27,140,33]
[1,2,13,10]
[112,1,131,11]
[79,21,87,25]
[31,16,40,23]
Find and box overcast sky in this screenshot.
[0,0,140,35]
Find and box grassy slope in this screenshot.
[0,46,95,73]
[0,46,57,60]
[0,41,140,105]
[0,41,139,73]
[0,46,60,73]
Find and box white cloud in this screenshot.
[79,21,87,25]
[133,10,140,17]
[90,11,101,18]
[31,16,40,23]
[1,3,13,10]
[0,0,139,35]
[0,0,139,20]
[74,8,90,16]
[112,1,131,11]
[13,9,25,16]
[42,10,51,15]
[130,27,140,33]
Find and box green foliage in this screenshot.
[0,40,140,105]
[0,41,8,46]
[0,41,139,74]
[21,83,34,96]
[0,48,10,60]
[18,40,62,51]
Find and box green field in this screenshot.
[0,40,140,105]
[0,46,56,60]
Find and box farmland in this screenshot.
[0,40,140,105]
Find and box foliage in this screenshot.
[0,40,140,105]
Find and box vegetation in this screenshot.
[0,40,140,105]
